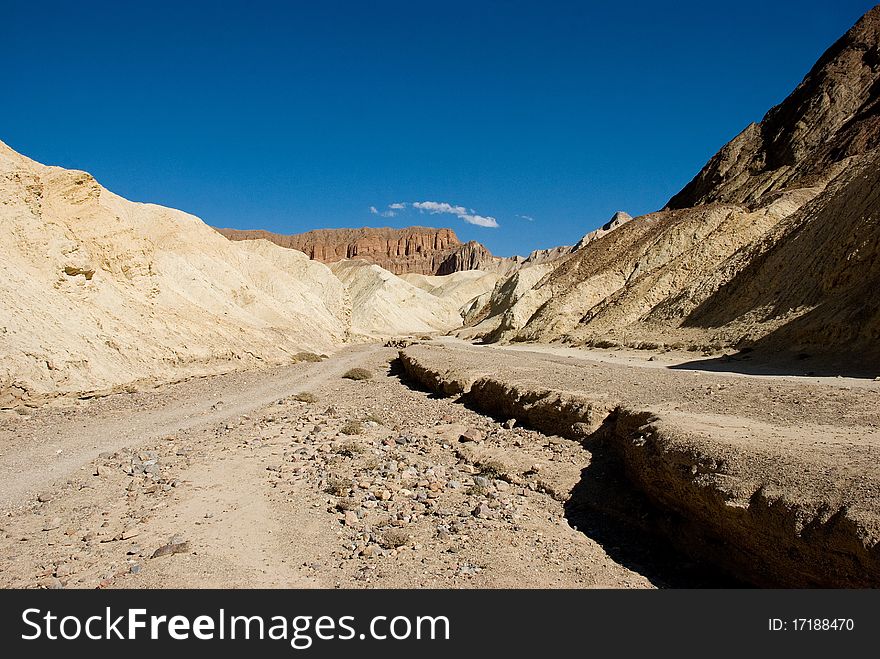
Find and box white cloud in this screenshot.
[369,200,500,228]
[459,213,499,228]
[517,214,535,222]
[369,205,395,217]
[411,201,499,228]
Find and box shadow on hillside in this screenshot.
[564,430,743,588]
[667,349,877,379]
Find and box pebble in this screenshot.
[459,429,484,443]
[151,536,190,559]
[472,503,491,518]
[503,419,516,429]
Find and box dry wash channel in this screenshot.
[398,342,880,587]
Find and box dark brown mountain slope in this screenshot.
[667,5,880,208]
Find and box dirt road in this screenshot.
[0,345,382,507]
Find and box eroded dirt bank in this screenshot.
[1,344,709,589]
[398,342,880,587]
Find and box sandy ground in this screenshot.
[2,339,877,589]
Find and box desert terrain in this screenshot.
[1,339,878,589]
[3,7,880,589]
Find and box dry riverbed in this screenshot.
[0,344,664,589]
[3,339,876,589]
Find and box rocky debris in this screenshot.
[384,338,415,348]
[274,398,574,573]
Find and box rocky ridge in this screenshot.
[668,6,880,209]
[470,6,880,366]
[217,226,515,276]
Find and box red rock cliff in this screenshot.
[217,226,506,275]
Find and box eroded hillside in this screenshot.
[468,6,880,368]
[0,141,350,406]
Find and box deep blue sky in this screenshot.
[3,1,876,257]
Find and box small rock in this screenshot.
[344,510,359,527]
[130,564,141,574]
[151,541,190,559]
[503,419,516,429]
[472,503,491,518]
[459,429,484,443]
[36,493,51,503]
[42,517,62,531]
